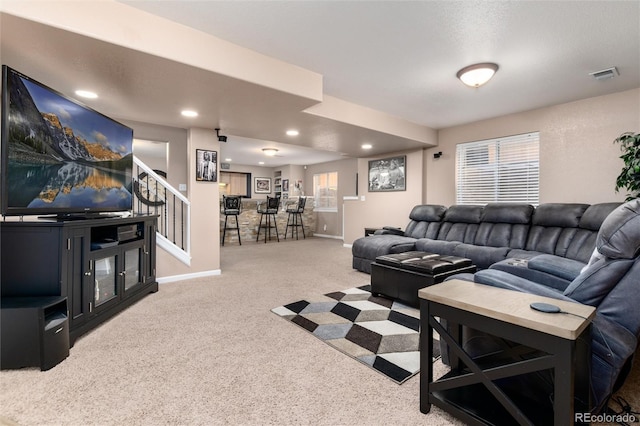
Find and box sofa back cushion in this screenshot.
[563,200,640,305]
[596,199,640,259]
[564,202,621,262]
[524,203,589,259]
[404,204,446,239]
[436,205,483,243]
[474,203,533,249]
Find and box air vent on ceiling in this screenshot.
[589,67,619,80]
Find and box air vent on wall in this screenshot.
[589,67,619,80]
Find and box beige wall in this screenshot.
[123,119,188,193]
[304,158,358,237]
[427,88,640,206]
[343,149,425,245]
[154,128,221,279]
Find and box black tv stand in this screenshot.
[1,215,158,345]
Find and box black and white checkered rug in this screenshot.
[272,284,437,384]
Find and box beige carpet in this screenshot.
[0,237,638,425]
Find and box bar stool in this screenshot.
[285,197,306,240]
[221,195,242,246]
[256,196,280,243]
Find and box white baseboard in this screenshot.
[313,233,344,240]
[157,269,221,284]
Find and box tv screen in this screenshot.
[1,65,133,217]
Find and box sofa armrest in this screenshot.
[375,226,404,236]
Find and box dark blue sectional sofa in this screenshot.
[352,202,620,274]
[353,200,640,414]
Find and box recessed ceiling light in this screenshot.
[262,148,278,156]
[258,161,265,165]
[362,144,373,150]
[181,110,198,117]
[75,90,98,99]
[225,158,232,162]
[286,129,299,136]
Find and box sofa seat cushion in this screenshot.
[490,255,585,291]
[506,249,545,260]
[352,234,417,258]
[528,255,586,281]
[416,239,510,270]
[415,239,460,256]
[451,243,510,270]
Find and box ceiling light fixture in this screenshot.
[259,161,265,165]
[286,129,299,136]
[262,148,278,156]
[456,63,499,88]
[181,110,198,117]
[75,90,98,99]
[362,144,372,150]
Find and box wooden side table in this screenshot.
[419,279,595,425]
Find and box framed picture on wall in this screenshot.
[254,177,272,194]
[368,155,406,192]
[282,179,289,192]
[196,149,217,182]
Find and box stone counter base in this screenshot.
[220,199,315,244]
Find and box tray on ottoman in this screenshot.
[371,252,476,308]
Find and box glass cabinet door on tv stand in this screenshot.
[123,247,142,292]
[88,243,144,315]
[93,254,118,311]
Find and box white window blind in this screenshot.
[313,172,338,212]
[456,132,540,205]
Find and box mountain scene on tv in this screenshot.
[5,70,132,212]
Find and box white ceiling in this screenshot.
[2,1,639,168]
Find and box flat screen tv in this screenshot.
[1,65,133,218]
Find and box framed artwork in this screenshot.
[282,179,289,192]
[254,177,272,194]
[368,155,406,192]
[196,149,217,182]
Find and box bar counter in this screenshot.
[219,197,315,244]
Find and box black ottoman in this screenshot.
[371,251,476,308]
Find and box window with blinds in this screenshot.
[313,172,338,212]
[456,132,540,205]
